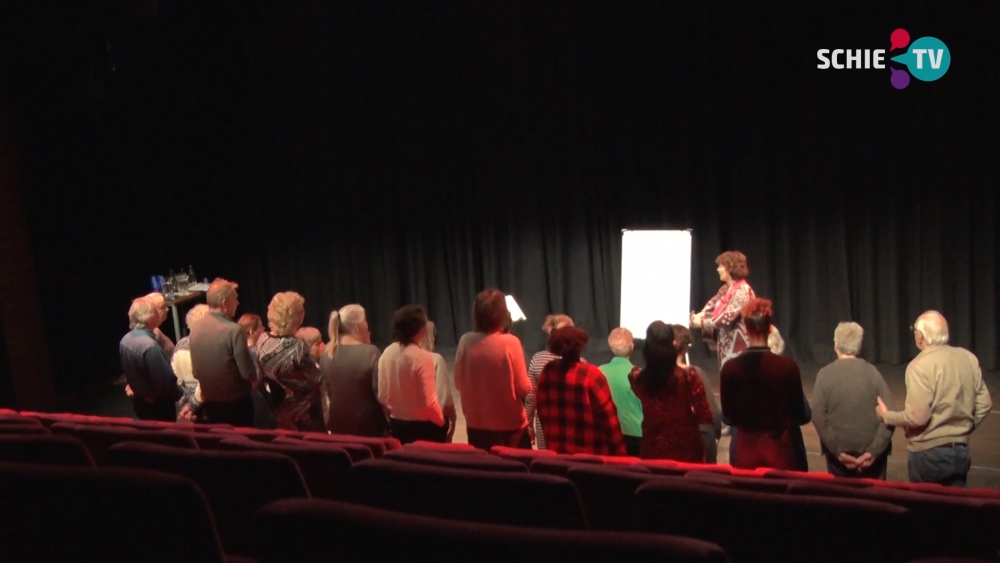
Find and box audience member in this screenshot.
[813,322,894,479]
[238,313,266,350]
[119,296,183,421]
[255,292,324,431]
[877,311,992,486]
[189,278,258,427]
[144,292,176,358]
[764,325,812,471]
[673,325,722,463]
[378,305,447,444]
[525,314,576,449]
[171,304,210,421]
[720,299,810,471]
[295,327,324,364]
[599,327,644,456]
[536,327,626,455]
[454,289,532,450]
[321,304,389,437]
[629,322,713,462]
[419,320,458,442]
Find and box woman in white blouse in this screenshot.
[378,305,447,444]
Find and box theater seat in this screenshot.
[253,498,729,563]
[0,461,228,563]
[107,441,309,556]
[0,435,95,466]
[215,438,353,499]
[344,458,586,529]
[383,448,527,473]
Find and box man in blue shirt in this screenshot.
[120,296,182,421]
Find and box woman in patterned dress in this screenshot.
[690,250,756,369]
[629,321,714,462]
[525,314,575,449]
[254,291,324,431]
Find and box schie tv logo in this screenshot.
[817,29,950,89]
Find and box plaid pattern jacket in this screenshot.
[536,360,626,456]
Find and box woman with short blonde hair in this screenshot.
[254,292,323,431]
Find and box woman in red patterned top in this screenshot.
[629,321,714,462]
[536,327,626,456]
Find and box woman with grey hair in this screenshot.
[813,321,894,479]
[172,304,211,421]
[320,303,390,436]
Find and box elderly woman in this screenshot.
[171,304,210,421]
[454,289,533,450]
[536,326,626,455]
[321,304,390,437]
[238,313,266,350]
[690,251,756,369]
[420,320,458,442]
[295,327,323,364]
[813,322,894,479]
[720,298,811,470]
[253,291,324,431]
[378,305,447,444]
[525,314,577,449]
[673,325,723,463]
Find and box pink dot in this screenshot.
[890,29,910,51]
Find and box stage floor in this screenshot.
[82,346,1000,489]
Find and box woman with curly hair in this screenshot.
[253,291,324,431]
[690,250,756,368]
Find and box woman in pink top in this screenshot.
[454,289,533,450]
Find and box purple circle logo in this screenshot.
[890,67,910,89]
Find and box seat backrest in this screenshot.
[253,498,729,563]
[345,458,586,529]
[0,434,95,466]
[637,478,915,563]
[565,464,654,531]
[272,436,373,462]
[216,438,352,499]
[0,416,43,426]
[50,423,140,465]
[0,424,51,436]
[190,432,252,450]
[383,448,527,473]
[106,441,309,556]
[301,433,389,456]
[685,471,792,493]
[404,441,485,454]
[763,468,872,488]
[0,461,226,563]
[529,456,605,477]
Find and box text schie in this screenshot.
[816,49,886,69]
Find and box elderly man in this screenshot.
[189,278,259,426]
[876,311,992,486]
[144,292,176,358]
[813,322,894,479]
[599,328,643,456]
[120,296,183,421]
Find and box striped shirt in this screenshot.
[525,351,586,450]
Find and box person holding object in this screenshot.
[876,311,992,486]
[690,251,756,369]
[812,322,894,479]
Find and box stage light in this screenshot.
[505,295,526,322]
[619,229,692,337]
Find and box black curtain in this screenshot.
[2,2,997,397]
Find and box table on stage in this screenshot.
[164,291,205,341]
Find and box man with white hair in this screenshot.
[813,322,894,479]
[119,296,183,421]
[599,328,643,456]
[143,292,175,358]
[876,311,992,486]
[189,278,259,426]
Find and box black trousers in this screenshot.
[132,398,177,422]
[624,435,642,457]
[200,396,256,428]
[390,418,448,445]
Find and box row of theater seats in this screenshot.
[0,409,997,563]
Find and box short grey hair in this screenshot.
[915,310,949,346]
[206,278,238,309]
[185,304,211,331]
[833,322,864,356]
[607,327,634,357]
[128,297,157,329]
[295,326,322,347]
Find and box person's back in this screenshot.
[454,331,531,431]
[537,358,626,456]
[631,366,712,462]
[321,343,388,436]
[190,311,254,402]
[898,345,987,447]
[721,350,804,432]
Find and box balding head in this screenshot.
[206,278,239,318]
[914,310,949,348]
